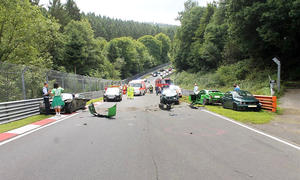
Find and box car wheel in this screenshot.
[203,98,207,105]
[65,103,73,114]
[222,102,226,108]
[233,103,238,111]
[255,107,261,112]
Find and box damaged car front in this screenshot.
[160,88,179,105]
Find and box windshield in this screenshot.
[130,83,142,87]
[106,88,119,94]
[233,91,253,98]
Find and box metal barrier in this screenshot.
[0,63,171,124]
[254,95,277,112]
[0,98,42,124]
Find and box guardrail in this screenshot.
[0,63,171,124]
[0,98,42,124]
[254,95,277,112]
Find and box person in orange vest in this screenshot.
[123,84,127,95]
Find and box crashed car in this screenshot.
[39,93,90,114]
[198,89,224,105]
[159,87,180,109]
[169,85,182,98]
[222,90,261,111]
[103,87,122,102]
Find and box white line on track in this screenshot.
[202,109,300,150]
[0,113,79,147]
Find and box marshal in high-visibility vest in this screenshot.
[127,86,134,99]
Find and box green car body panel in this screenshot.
[190,90,224,105]
[198,90,224,105]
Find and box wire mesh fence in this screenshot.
[0,62,125,102]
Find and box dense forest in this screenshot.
[173,0,300,81]
[0,0,176,79]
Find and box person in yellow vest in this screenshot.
[127,84,134,99]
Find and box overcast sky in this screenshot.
[39,0,214,25]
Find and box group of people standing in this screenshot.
[43,82,65,116]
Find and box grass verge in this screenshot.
[86,97,103,106]
[205,105,275,124]
[181,96,274,124]
[0,115,52,133]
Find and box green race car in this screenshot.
[190,90,224,105]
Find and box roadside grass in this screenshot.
[86,97,103,106]
[0,115,52,133]
[179,96,190,103]
[205,105,274,124]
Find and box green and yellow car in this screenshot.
[197,90,224,105]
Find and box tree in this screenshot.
[63,19,96,75]
[138,35,162,65]
[0,0,60,67]
[106,37,140,79]
[155,33,171,63]
[65,0,81,21]
[48,0,69,28]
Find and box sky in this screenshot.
[39,0,214,25]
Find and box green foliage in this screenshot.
[155,33,171,63]
[173,0,300,80]
[138,35,162,66]
[85,13,177,41]
[0,0,59,67]
[172,60,274,96]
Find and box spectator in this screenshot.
[51,83,65,116]
[194,83,199,94]
[42,82,50,115]
[234,84,240,91]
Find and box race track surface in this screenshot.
[0,77,299,180]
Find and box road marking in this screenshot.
[0,133,17,142]
[0,113,79,147]
[202,109,300,150]
[8,124,40,134]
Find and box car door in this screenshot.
[223,92,232,108]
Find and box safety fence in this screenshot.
[254,95,277,112]
[0,62,170,123]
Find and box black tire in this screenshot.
[203,98,207,105]
[222,102,226,108]
[65,103,73,114]
[233,103,238,111]
[255,107,261,112]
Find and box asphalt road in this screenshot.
[0,76,299,180]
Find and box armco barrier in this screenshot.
[254,95,277,112]
[0,63,171,124]
[0,98,42,124]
